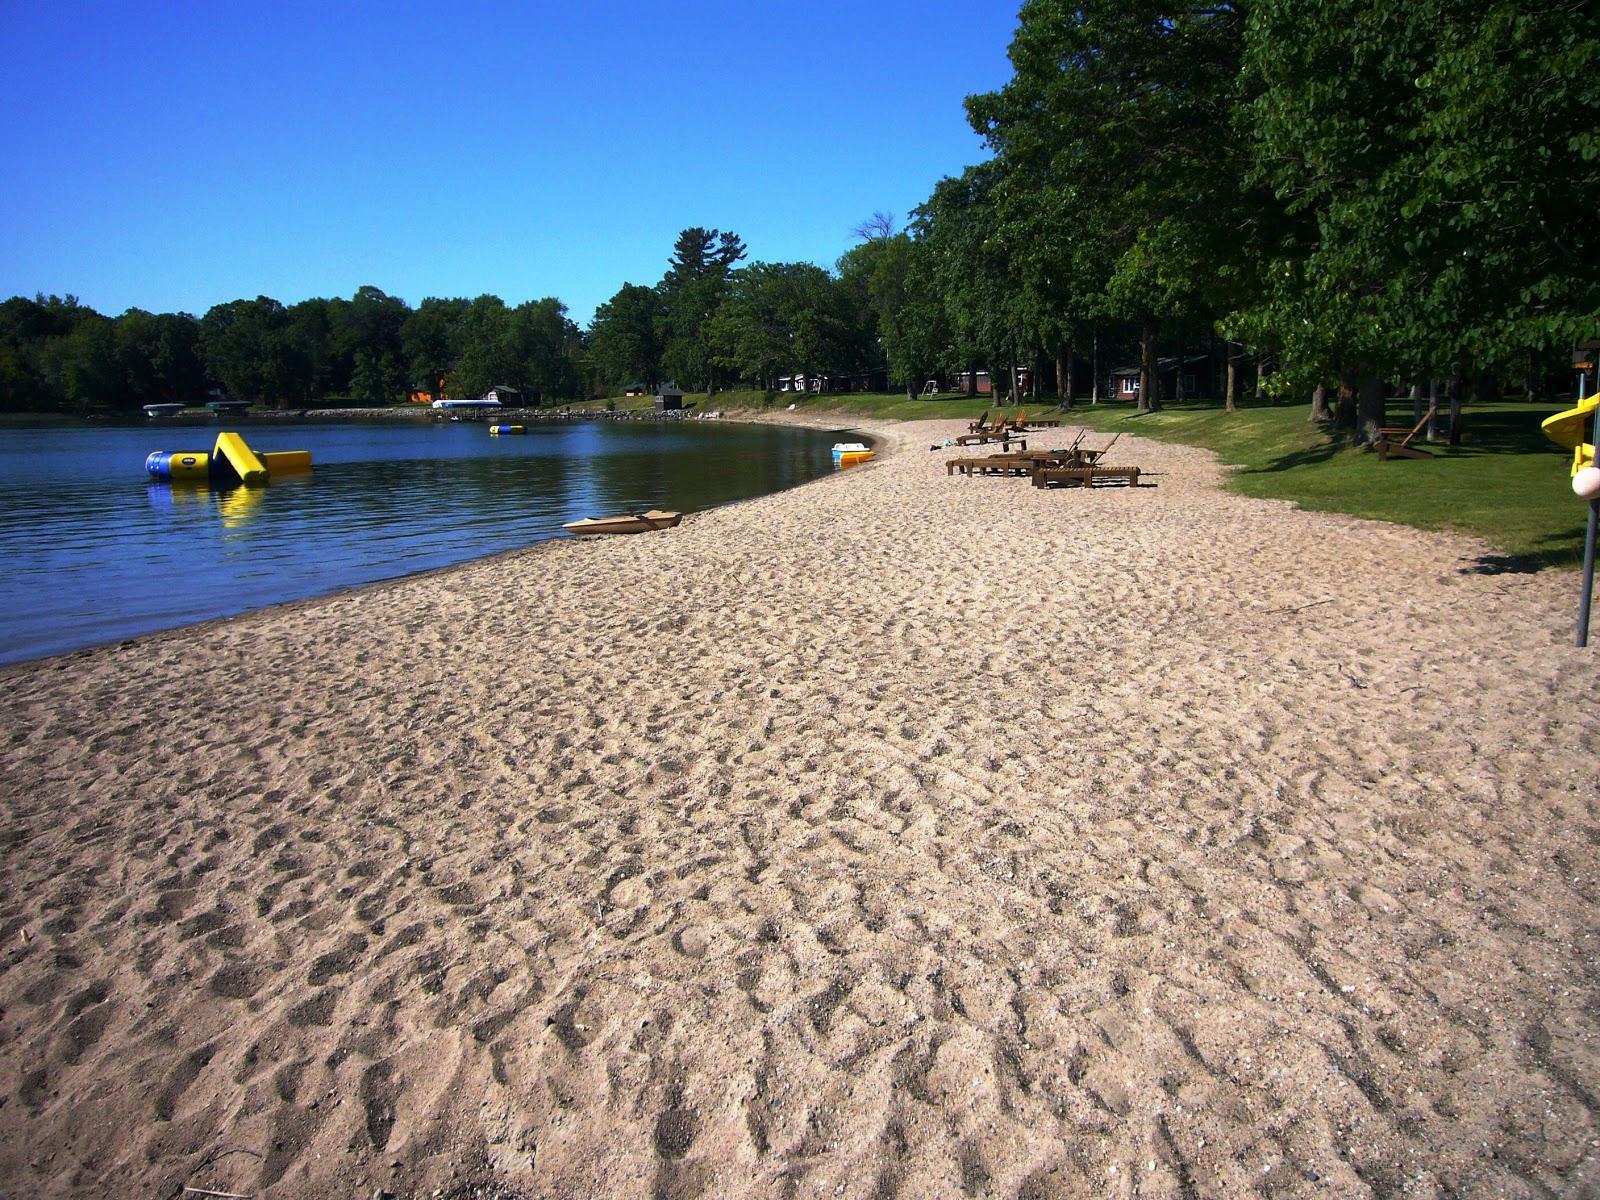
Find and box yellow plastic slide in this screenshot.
[1542,393,1597,475]
[260,450,312,474]
[212,431,270,485]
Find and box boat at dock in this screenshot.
[561,510,682,536]
[143,403,186,418]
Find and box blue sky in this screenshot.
[0,1,1016,326]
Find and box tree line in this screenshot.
[590,0,1595,437]
[906,0,1597,437]
[0,287,584,414]
[5,0,1594,426]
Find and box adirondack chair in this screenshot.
[1372,407,1436,460]
[967,410,993,434]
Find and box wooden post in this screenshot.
[1578,367,1595,647]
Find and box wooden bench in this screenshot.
[1032,464,1142,488]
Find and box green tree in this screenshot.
[709,261,855,388]
[402,297,468,401]
[506,298,582,402]
[659,227,746,390]
[199,297,299,407]
[588,283,664,391]
[451,295,515,400]
[1237,0,1600,438]
[858,233,946,400]
[113,309,206,410]
[967,0,1255,411]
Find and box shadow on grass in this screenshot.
[1383,405,1567,458]
[1459,526,1589,573]
[1237,435,1346,474]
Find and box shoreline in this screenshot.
[0,412,891,677]
[2,418,1597,1198]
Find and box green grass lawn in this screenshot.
[673,388,1586,567]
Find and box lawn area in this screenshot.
[683,389,1586,567]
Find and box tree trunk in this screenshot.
[1207,327,1217,401]
[1255,357,1267,402]
[1427,379,1441,442]
[966,365,977,398]
[1356,376,1386,444]
[1476,371,1498,405]
[1334,368,1356,429]
[1011,359,1021,403]
[1091,327,1100,404]
[1139,322,1160,412]
[1448,363,1465,446]
[1226,343,1239,412]
[1174,332,1186,403]
[1524,348,1539,404]
[1310,383,1331,421]
[1410,381,1424,425]
[1056,345,1071,410]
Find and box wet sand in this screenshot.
[2,417,1597,1199]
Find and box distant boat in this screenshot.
[432,397,503,410]
[206,399,251,414]
[143,403,186,418]
[561,510,682,536]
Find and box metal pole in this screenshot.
[1580,369,1597,647]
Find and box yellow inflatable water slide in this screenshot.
[145,432,311,485]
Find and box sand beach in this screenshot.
[1,416,1596,1199]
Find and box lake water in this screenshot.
[0,417,853,666]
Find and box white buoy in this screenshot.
[1574,466,1600,500]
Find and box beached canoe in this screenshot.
[561,510,682,535]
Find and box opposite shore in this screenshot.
[1,418,1596,1198]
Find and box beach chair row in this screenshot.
[945,436,1143,489]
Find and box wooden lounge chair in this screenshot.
[1032,464,1142,488]
[967,411,992,434]
[947,453,1039,477]
[954,430,1026,448]
[1371,407,1436,460]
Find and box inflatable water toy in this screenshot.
[832,441,875,468]
[561,510,682,535]
[145,432,310,485]
[432,397,502,410]
[144,450,210,482]
[1542,393,1597,476]
[488,425,526,436]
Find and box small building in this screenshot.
[1109,356,1209,402]
[622,382,650,397]
[947,369,1033,397]
[485,385,523,406]
[409,377,447,405]
[655,384,684,412]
